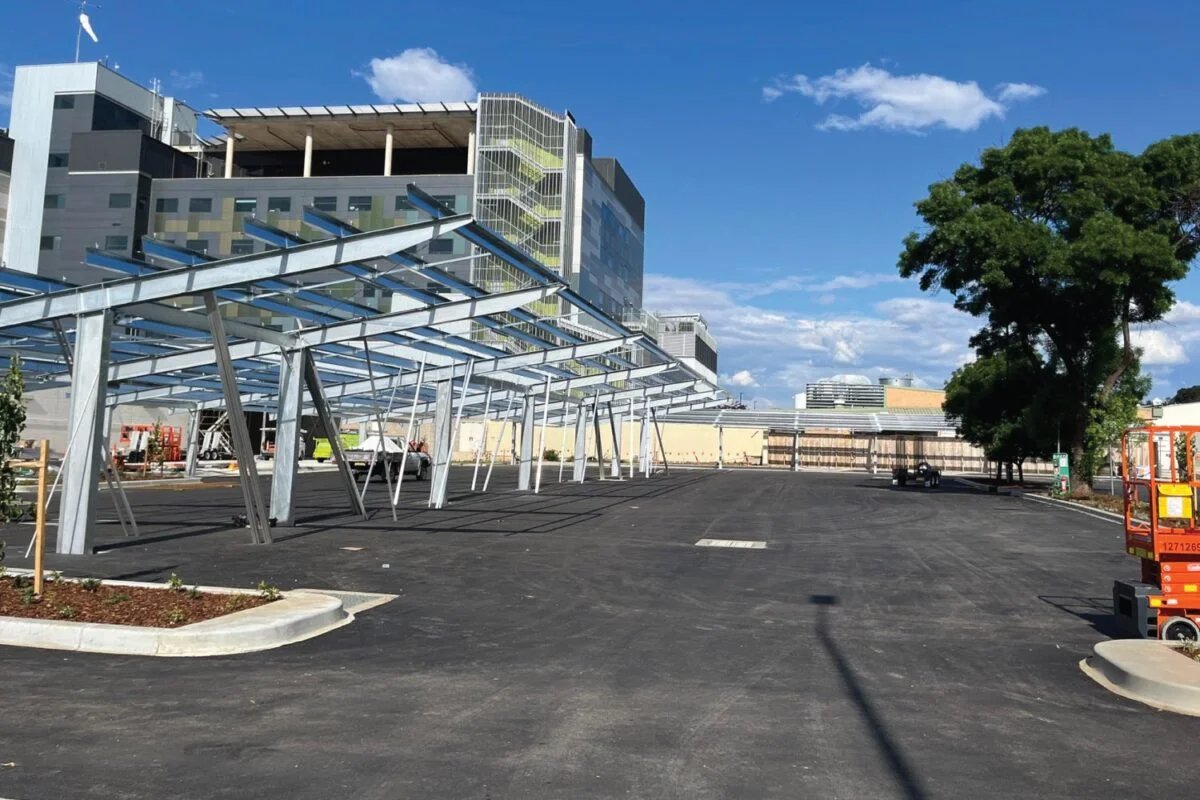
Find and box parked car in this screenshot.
[343,436,430,481]
[892,461,941,489]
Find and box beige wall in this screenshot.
[25,387,192,456]
[884,386,945,409]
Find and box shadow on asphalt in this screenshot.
[1037,595,1126,639]
[811,595,929,800]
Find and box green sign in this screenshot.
[1053,452,1070,493]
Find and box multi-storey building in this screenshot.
[3,62,647,333]
[0,131,12,258]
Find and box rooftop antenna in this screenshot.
[74,0,100,63]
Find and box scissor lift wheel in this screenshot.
[1160,615,1200,642]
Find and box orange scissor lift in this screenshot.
[1117,425,1200,641]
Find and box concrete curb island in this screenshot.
[0,573,395,657]
[1081,639,1200,716]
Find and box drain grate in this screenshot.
[695,538,767,549]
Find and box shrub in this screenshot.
[543,449,560,462]
[186,586,202,600]
[257,581,281,602]
[103,592,132,606]
[20,586,38,606]
[167,573,184,591]
[57,605,77,619]
[81,578,102,592]
[164,608,187,626]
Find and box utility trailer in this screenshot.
[343,436,430,482]
[891,461,942,489]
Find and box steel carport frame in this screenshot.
[0,187,724,554]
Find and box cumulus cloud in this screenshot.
[726,369,759,388]
[169,69,204,90]
[644,273,977,404]
[1132,329,1188,366]
[763,64,1045,133]
[358,48,477,103]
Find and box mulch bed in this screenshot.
[0,577,272,628]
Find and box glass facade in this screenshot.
[473,94,576,306]
[575,161,644,316]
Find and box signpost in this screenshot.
[1053,452,1070,495]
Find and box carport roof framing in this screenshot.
[0,184,724,425]
[656,407,958,434]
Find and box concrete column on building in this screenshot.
[269,349,304,525]
[58,310,112,555]
[383,124,394,176]
[466,131,476,175]
[303,125,314,178]
[573,407,589,482]
[428,379,454,508]
[518,395,536,491]
[224,128,235,178]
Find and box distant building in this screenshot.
[654,313,718,385]
[0,130,12,260]
[802,375,944,410]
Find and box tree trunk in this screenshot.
[1005,462,1014,483]
[1070,416,1091,497]
[1017,458,1025,483]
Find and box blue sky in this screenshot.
[2,0,1198,406]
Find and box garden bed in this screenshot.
[0,575,274,628]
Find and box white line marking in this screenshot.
[695,538,767,549]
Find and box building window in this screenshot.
[429,237,454,255]
[230,239,255,256]
[267,196,292,213]
[103,235,129,252]
[53,95,76,110]
[433,195,457,212]
[44,194,65,209]
[155,197,179,213]
[395,196,414,211]
[186,239,210,254]
[40,235,61,251]
[48,152,69,168]
[108,193,132,209]
[313,196,337,212]
[348,196,373,212]
[234,197,257,214]
[188,197,213,213]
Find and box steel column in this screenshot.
[57,310,112,555]
[270,348,304,525]
[640,399,652,478]
[653,409,669,476]
[573,407,589,482]
[303,349,366,519]
[792,431,800,473]
[718,426,724,470]
[185,408,201,477]
[591,400,605,481]
[428,379,454,508]
[204,293,272,544]
[518,394,537,491]
[608,404,622,479]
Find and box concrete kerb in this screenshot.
[0,572,395,657]
[1082,639,1200,716]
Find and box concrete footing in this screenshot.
[1081,639,1200,716]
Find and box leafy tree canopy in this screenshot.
[902,127,1200,488]
[1168,385,1200,405]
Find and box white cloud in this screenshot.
[726,369,759,387]
[644,273,976,405]
[0,63,13,108]
[358,48,477,103]
[1132,329,1187,366]
[997,82,1046,102]
[169,69,204,90]
[763,64,1045,133]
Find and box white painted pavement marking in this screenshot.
[695,538,767,549]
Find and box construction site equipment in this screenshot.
[118,424,183,463]
[1115,425,1200,640]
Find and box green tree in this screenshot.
[1168,385,1200,404]
[0,358,29,521]
[1084,367,1151,480]
[943,342,1057,482]
[900,127,1200,492]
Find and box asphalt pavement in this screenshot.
[0,467,1193,799]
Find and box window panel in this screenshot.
[44,194,65,209]
[348,196,373,212]
[188,197,213,213]
[186,239,210,254]
[267,196,292,213]
[234,197,257,214]
[47,152,69,168]
[53,95,76,110]
[313,196,337,212]
[108,193,132,209]
[103,235,129,251]
[155,197,179,213]
[39,235,61,251]
[230,239,255,256]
